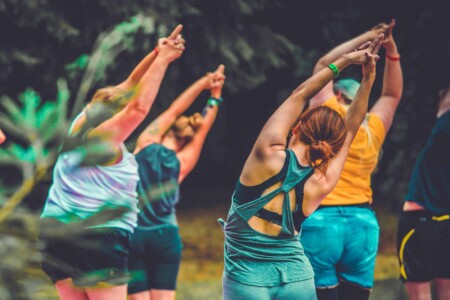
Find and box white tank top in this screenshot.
[40,113,139,232]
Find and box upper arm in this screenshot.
[136,109,179,150]
[176,127,209,183]
[369,95,400,133]
[88,100,147,144]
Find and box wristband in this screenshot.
[207,97,223,107]
[327,63,340,78]
[386,53,401,61]
[207,98,220,107]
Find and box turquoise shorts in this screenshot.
[300,206,379,289]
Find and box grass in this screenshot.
[13,202,403,299]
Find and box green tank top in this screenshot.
[219,149,315,286]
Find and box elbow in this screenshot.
[314,57,329,73]
[128,98,150,116]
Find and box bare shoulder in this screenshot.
[240,147,286,186]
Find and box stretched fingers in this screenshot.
[368,34,383,54]
[215,64,225,74]
[168,24,183,39]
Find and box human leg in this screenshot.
[85,284,127,300]
[404,282,432,300]
[435,278,450,300]
[301,207,343,295]
[129,226,182,300]
[337,207,379,296]
[273,278,317,300]
[55,278,88,300]
[128,291,151,300]
[337,280,370,300]
[222,275,271,300]
[397,211,436,300]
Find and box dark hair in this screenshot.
[292,106,347,174]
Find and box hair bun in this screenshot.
[306,140,333,166]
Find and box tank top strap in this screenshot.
[232,188,282,222]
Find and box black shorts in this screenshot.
[40,220,131,287]
[397,210,450,282]
[128,225,183,294]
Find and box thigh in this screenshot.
[40,223,82,284]
[301,209,343,288]
[397,211,434,282]
[74,228,131,287]
[128,229,151,295]
[147,226,183,290]
[338,208,379,288]
[274,278,317,300]
[432,217,450,279]
[85,284,127,300]
[222,275,271,300]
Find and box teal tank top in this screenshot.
[219,149,315,286]
[134,144,180,229]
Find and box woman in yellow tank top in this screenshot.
[300,20,404,300]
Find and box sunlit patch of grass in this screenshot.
[374,254,399,281]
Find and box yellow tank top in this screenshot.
[321,97,386,205]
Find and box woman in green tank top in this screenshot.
[220,36,382,300]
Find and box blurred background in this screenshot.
[0,0,449,299]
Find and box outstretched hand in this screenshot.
[157,24,186,63]
[345,34,383,66]
[381,19,398,52]
[206,64,226,98]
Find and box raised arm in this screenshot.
[305,36,382,208]
[90,25,185,144]
[136,65,225,149]
[310,22,390,106]
[115,49,158,91]
[251,52,358,158]
[370,20,403,132]
[176,66,226,182]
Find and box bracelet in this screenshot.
[386,53,401,61]
[207,98,221,107]
[327,63,340,78]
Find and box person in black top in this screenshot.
[398,84,450,300]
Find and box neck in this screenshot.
[288,137,310,167]
[437,97,450,118]
[161,131,180,152]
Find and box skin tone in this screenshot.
[54,25,185,300]
[306,20,403,291]
[129,66,225,300]
[0,129,5,144]
[311,19,403,132]
[403,85,450,300]
[240,35,382,236]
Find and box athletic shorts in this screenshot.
[40,220,131,287]
[128,225,183,294]
[397,210,450,282]
[301,205,379,289]
[222,275,317,300]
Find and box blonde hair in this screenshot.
[91,86,133,113]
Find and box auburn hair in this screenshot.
[292,106,347,174]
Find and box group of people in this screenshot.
[0,18,448,300]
